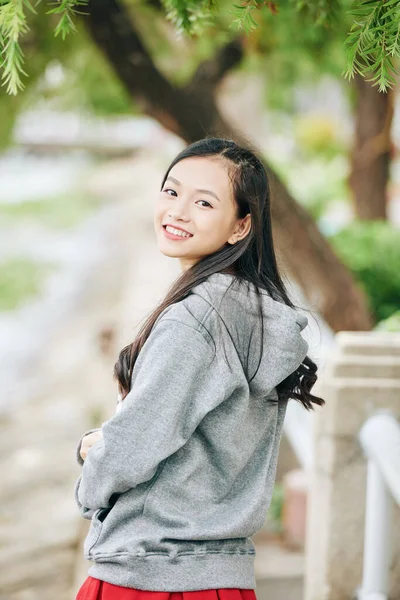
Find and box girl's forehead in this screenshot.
[168,157,232,193]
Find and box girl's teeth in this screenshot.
[166,226,191,237]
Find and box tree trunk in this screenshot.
[83,0,373,332]
[348,72,394,220]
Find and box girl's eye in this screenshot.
[163,188,176,196]
[162,189,212,208]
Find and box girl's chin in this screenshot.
[157,245,187,258]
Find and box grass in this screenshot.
[0,190,105,229]
[0,189,108,311]
[0,257,57,311]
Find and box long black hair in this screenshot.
[114,137,324,410]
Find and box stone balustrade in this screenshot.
[304,332,400,600]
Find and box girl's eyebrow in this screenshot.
[165,176,220,203]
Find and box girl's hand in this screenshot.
[80,430,103,462]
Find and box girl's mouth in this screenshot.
[162,225,193,240]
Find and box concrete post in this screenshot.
[304,332,400,600]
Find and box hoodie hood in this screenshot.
[190,272,309,398]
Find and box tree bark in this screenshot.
[83,0,373,332]
[348,72,394,220]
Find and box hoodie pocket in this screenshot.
[83,508,106,557]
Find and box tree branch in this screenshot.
[84,0,190,133]
[83,0,373,331]
[186,38,244,93]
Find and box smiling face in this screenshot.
[154,156,251,272]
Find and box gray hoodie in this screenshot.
[74,272,309,591]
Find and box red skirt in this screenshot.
[76,576,257,600]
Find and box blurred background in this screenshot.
[0,1,399,599]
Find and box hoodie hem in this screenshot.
[87,551,257,592]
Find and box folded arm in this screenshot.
[76,427,103,466]
[75,317,233,514]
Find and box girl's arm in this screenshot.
[75,318,233,513]
[74,392,122,518]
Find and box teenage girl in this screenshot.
[74,137,324,600]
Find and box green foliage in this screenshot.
[234,2,349,113]
[160,0,216,36]
[0,0,32,95]
[294,0,342,26]
[0,1,134,146]
[272,155,349,222]
[33,34,134,116]
[206,0,400,94]
[343,0,400,92]
[229,0,340,35]
[229,0,262,34]
[374,310,400,332]
[266,482,284,532]
[0,256,56,310]
[294,115,345,158]
[1,0,400,95]
[0,0,88,95]
[46,0,88,40]
[329,221,400,322]
[266,112,349,221]
[0,9,134,146]
[124,0,237,88]
[0,92,22,150]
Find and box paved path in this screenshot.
[0,149,180,600]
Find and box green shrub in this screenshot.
[265,483,284,533]
[329,221,400,322]
[267,151,349,222]
[374,310,400,332]
[294,114,345,159]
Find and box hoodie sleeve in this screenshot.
[74,474,98,519]
[76,317,233,513]
[75,390,121,466]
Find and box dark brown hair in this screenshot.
[114,137,324,411]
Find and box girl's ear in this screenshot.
[228,213,252,245]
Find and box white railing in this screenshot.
[355,411,400,600]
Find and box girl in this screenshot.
[74,137,324,600]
